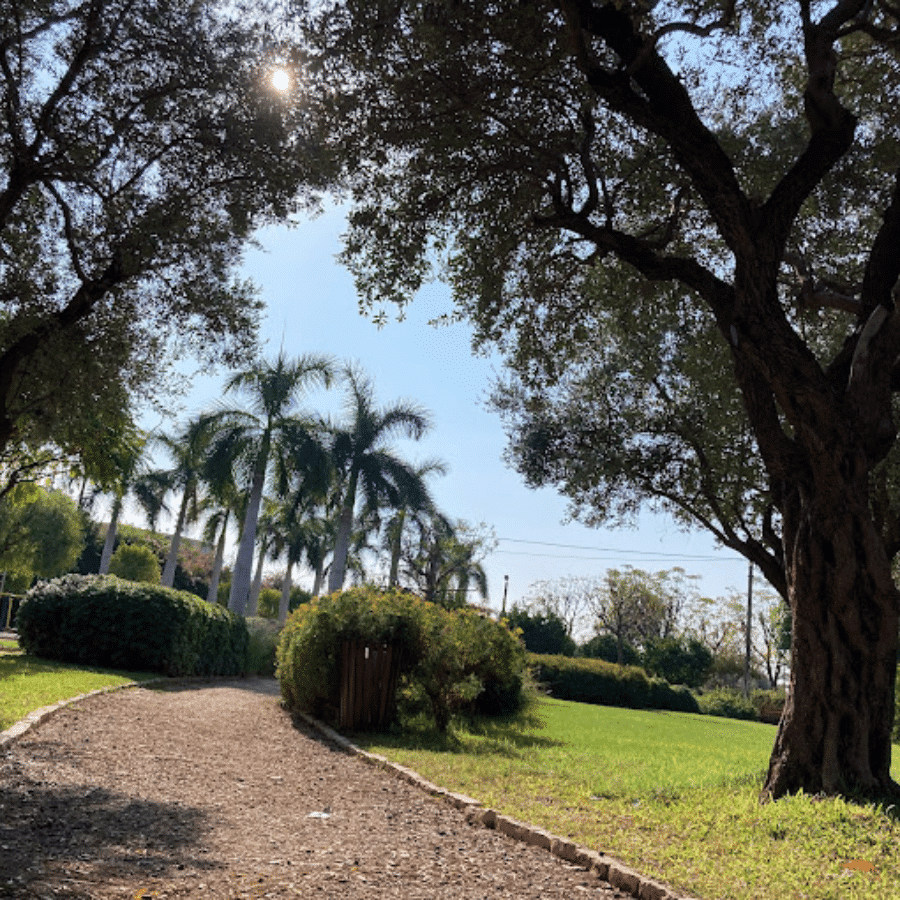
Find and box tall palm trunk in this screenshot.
[247,540,266,617]
[327,470,358,594]
[424,536,441,605]
[228,435,269,616]
[312,558,325,597]
[206,512,229,604]
[99,494,122,574]
[161,481,193,587]
[278,560,294,624]
[388,509,406,587]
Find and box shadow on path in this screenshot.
[0,770,217,896]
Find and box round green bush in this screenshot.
[255,588,282,619]
[246,616,282,676]
[17,574,248,676]
[108,543,161,584]
[276,586,525,731]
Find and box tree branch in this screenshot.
[759,2,864,254]
[647,1,737,48]
[532,210,735,319]
[560,0,752,252]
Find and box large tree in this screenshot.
[0,0,334,468]
[304,1,900,800]
[0,483,83,588]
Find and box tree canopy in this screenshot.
[0,483,83,587]
[301,1,900,800]
[0,0,336,476]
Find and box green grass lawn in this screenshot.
[0,641,156,731]
[353,697,900,900]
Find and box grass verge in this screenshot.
[0,642,156,731]
[352,696,900,900]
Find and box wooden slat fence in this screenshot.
[339,640,402,731]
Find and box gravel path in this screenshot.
[0,678,639,899]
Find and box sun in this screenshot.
[270,67,290,92]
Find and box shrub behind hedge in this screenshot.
[695,688,758,720]
[529,653,701,714]
[17,574,248,676]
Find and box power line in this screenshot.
[494,549,734,563]
[496,536,743,562]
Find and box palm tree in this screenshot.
[97,432,162,574]
[326,365,432,594]
[383,458,448,587]
[202,505,231,604]
[267,500,315,622]
[248,498,281,617]
[402,516,492,608]
[267,443,335,619]
[152,415,218,588]
[209,352,334,616]
[305,508,334,597]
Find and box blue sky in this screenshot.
[133,202,750,616]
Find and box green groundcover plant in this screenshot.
[17,574,247,676]
[277,586,525,731]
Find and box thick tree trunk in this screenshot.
[761,477,900,800]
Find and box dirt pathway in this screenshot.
[0,679,633,898]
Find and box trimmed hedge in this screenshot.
[277,586,526,732]
[528,653,700,714]
[17,574,248,676]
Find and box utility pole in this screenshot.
[501,575,509,616]
[744,563,753,699]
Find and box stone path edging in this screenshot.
[2,679,702,900]
[0,677,171,751]
[293,709,703,900]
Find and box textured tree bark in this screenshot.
[761,471,900,800]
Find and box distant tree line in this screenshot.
[507,567,791,692]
